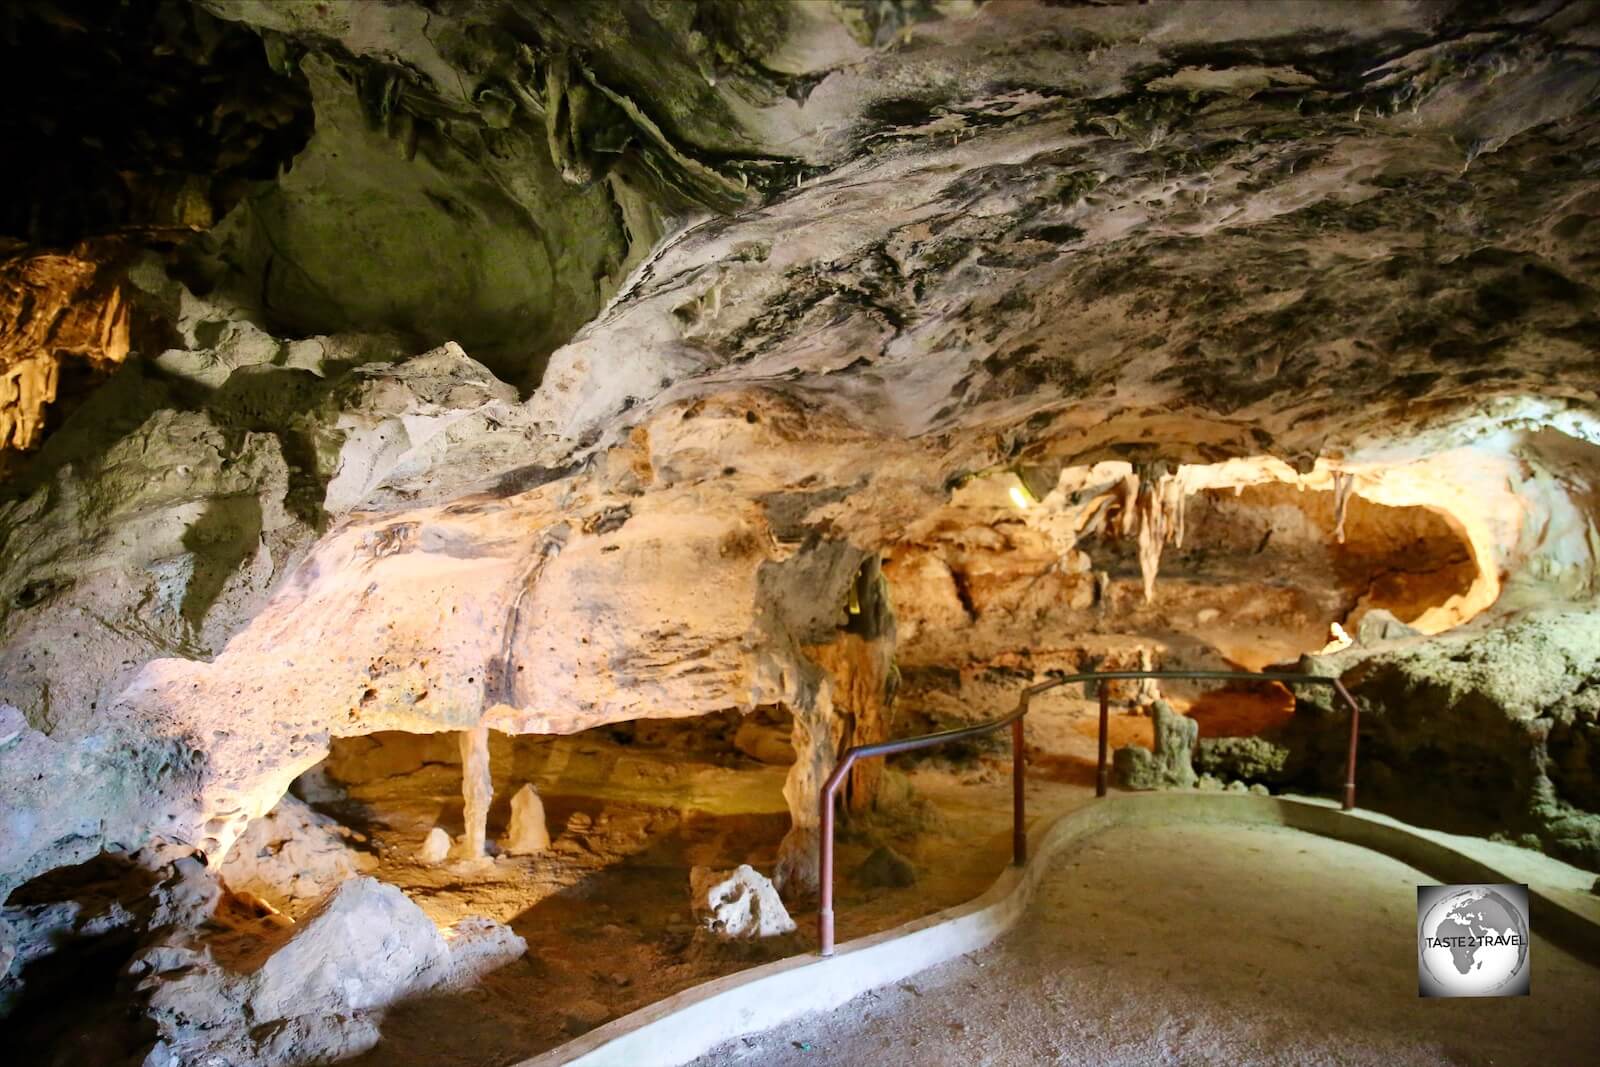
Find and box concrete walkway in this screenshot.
[691,823,1600,1066]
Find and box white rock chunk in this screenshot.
[690,864,795,940]
[139,877,526,1066]
[504,784,550,854]
[418,827,451,864]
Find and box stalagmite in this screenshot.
[503,783,550,855]
[458,727,493,860]
[418,827,451,864]
[1332,471,1354,545]
[1135,648,1162,706]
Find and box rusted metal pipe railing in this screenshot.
[816,668,1362,956]
[1097,684,1110,798]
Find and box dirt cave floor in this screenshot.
[309,731,1100,1065]
[692,823,1600,1067]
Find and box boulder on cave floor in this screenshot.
[733,719,796,765]
[418,826,452,864]
[689,864,795,940]
[140,877,526,1067]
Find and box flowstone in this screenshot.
[1113,701,1198,791]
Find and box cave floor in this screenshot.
[316,734,1100,1065]
[691,823,1600,1067]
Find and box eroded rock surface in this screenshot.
[689,864,795,940]
[1292,610,1600,868]
[219,795,374,915]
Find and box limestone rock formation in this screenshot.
[1291,610,1600,868]
[1356,609,1425,646]
[0,244,131,454]
[219,795,374,914]
[0,5,1599,1045]
[733,720,796,766]
[504,783,551,855]
[139,877,525,1067]
[0,857,149,1016]
[458,727,493,861]
[689,864,795,940]
[0,259,536,739]
[418,828,452,865]
[1114,701,1199,791]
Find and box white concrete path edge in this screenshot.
[519,792,1600,1067]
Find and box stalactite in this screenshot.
[0,246,131,453]
[1117,472,1141,538]
[458,726,493,860]
[1136,482,1164,603]
[1171,475,1189,549]
[1133,463,1189,603]
[1332,470,1353,545]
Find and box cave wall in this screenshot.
[2,0,1600,942]
[1292,610,1600,868]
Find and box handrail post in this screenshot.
[818,776,836,956]
[1335,679,1359,811]
[1011,698,1027,866]
[1096,681,1110,798]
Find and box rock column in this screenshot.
[777,555,899,893]
[458,726,492,860]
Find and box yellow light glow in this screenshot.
[1319,621,1353,654]
[1008,485,1031,510]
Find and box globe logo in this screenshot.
[1417,884,1531,997]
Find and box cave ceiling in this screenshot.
[2,0,1596,447]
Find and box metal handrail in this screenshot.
[817,668,1361,956]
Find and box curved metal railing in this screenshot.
[817,668,1361,956]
